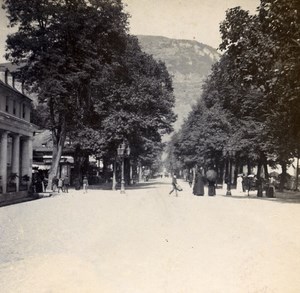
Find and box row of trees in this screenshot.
[166,0,300,190]
[3,0,176,185]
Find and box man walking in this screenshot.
[169,175,179,197]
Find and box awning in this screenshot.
[32,164,51,170]
[42,155,74,164]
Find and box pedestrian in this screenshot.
[268,176,276,197]
[83,176,89,193]
[63,176,70,193]
[206,169,217,196]
[193,170,205,196]
[57,177,64,193]
[242,174,246,192]
[207,180,216,196]
[236,174,244,193]
[52,176,58,192]
[169,175,181,196]
[187,172,193,187]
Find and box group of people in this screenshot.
[192,170,216,196]
[169,171,276,197]
[52,176,70,193]
[52,175,89,193]
[236,174,276,197]
[169,168,216,197]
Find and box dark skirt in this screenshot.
[193,179,204,196]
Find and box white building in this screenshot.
[0,64,36,203]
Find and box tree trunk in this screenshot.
[219,161,224,186]
[261,153,269,179]
[256,162,262,179]
[247,160,251,175]
[112,159,117,191]
[263,163,269,180]
[47,127,66,191]
[256,159,263,197]
[279,162,287,192]
[130,161,133,185]
[138,161,143,182]
[102,158,108,183]
[295,157,299,191]
[73,145,89,189]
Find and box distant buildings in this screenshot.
[0,64,36,203]
[32,129,74,184]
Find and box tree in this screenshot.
[259,0,300,189]
[3,0,130,186]
[69,35,176,186]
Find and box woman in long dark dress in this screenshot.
[193,171,205,196]
[206,169,217,196]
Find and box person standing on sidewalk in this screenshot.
[236,174,244,193]
[57,177,64,193]
[83,176,89,193]
[52,176,58,192]
[63,176,70,193]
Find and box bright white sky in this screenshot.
[0,0,259,62]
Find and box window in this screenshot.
[5,97,9,112]
[22,104,26,119]
[13,100,16,115]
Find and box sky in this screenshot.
[123,0,259,48]
[0,0,259,63]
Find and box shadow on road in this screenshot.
[1,179,171,207]
[221,194,300,204]
[79,179,170,191]
[0,196,40,208]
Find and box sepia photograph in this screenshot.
[0,0,300,292]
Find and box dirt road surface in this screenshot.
[1,178,300,292]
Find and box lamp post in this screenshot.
[117,141,130,194]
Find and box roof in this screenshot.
[33,130,53,149]
[0,62,32,102]
[33,130,75,154]
[0,62,21,72]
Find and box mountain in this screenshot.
[137,35,220,130]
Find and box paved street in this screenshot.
[1,178,300,293]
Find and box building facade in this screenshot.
[0,66,36,203]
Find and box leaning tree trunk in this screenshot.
[47,129,66,191]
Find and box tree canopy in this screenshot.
[3,0,176,181]
[168,1,300,189]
